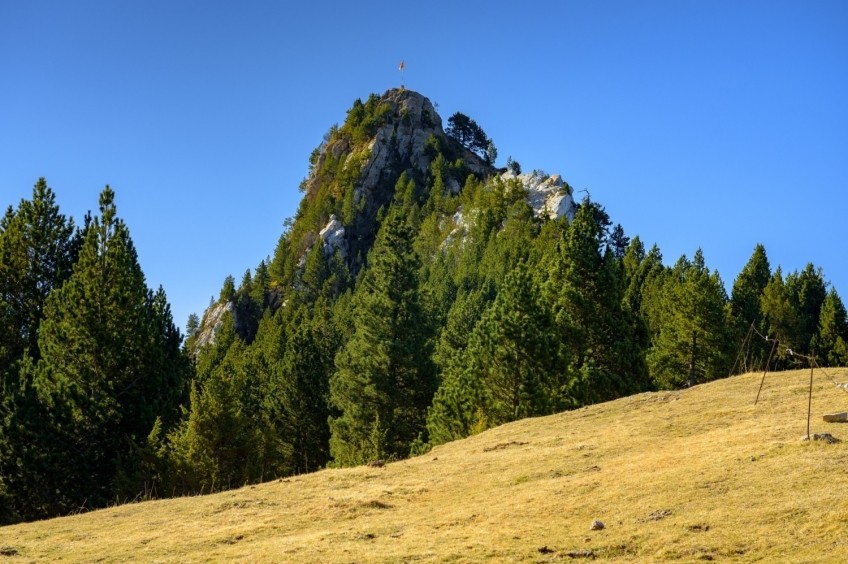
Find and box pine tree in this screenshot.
[426,286,495,446]
[0,356,85,521]
[266,305,333,473]
[812,288,848,366]
[167,338,275,494]
[786,264,827,356]
[473,262,561,425]
[731,244,771,325]
[0,179,77,375]
[647,250,730,389]
[329,174,436,465]
[36,186,188,506]
[729,244,772,371]
[544,202,649,403]
[760,267,800,369]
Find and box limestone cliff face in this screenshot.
[308,88,492,270]
[192,301,233,350]
[507,171,576,221]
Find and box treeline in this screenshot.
[2,103,847,524]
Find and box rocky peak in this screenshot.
[301,89,494,274]
[354,89,490,204]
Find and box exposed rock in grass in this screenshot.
[590,519,605,530]
[642,509,673,522]
[822,412,848,423]
[801,433,840,443]
[482,441,528,452]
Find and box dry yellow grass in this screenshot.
[3,368,848,562]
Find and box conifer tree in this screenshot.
[812,288,848,366]
[167,338,275,494]
[729,244,772,371]
[426,286,494,446]
[760,267,800,369]
[628,243,666,335]
[786,264,827,356]
[544,202,649,403]
[329,174,436,465]
[621,235,646,288]
[0,179,77,375]
[647,250,730,388]
[0,180,81,520]
[35,186,188,506]
[731,244,771,326]
[265,305,333,473]
[0,356,85,521]
[473,262,561,425]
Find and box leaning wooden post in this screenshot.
[754,338,778,405]
[806,358,814,440]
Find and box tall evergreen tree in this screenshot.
[329,174,437,465]
[786,263,827,356]
[647,250,730,389]
[731,244,771,325]
[760,267,800,369]
[167,337,276,494]
[729,244,772,371]
[473,262,562,425]
[426,286,493,446]
[812,288,848,367]
[544,202,649,403]
[266,305,333,473]
[0,355,86,521]
[35,186,188,506]
[0,179,77,375]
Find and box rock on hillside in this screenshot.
[192,301,233,350]
[503,170,576,221]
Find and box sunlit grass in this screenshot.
[2,368,847,562]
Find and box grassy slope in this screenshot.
[2,368,848,562]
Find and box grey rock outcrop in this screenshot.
[319,214,347,258]
[192,300,234,351]
[503,171,576,221]
[444,171,577,249]
[354,89,490,209]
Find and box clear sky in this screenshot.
[2,1,846,332]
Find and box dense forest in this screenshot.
[2,89,846,524]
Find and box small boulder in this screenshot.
[823,412,848,423]
[590,519,605,531]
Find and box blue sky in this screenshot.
[2,1,846,331]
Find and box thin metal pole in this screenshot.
[754,339,778,405]
[806,359,814,439]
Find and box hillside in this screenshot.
[3,368,847,562]
[3,87,846,531]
